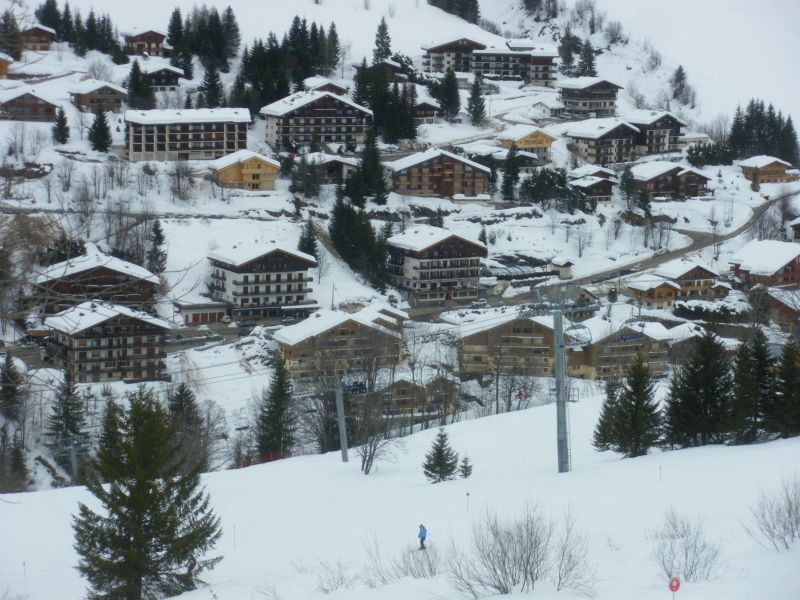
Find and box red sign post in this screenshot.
[669,577,681,596]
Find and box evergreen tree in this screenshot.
[438,68,460,121]
[636,189,651,215]
[619,164,635,209]
[0,353,23,421]
[670,65,687,100]
[730,330,774,444]
[613,354,661,457]
[466,75,486,126]
[9,429,26,490]
[254,355,295,461]
[126,60,155,110]
[459,455,473,478]
[422,427,458,483]
[501,144,520,201]
[478,224,487,245]
[404,84,418,140]
[372,17,392,64]
[559,43,575,77]
[0,9,23,60]
[778,116,799,166]
[47,371,87,475]
[98,396,124,467]
[61,2,74,44]
[352,57,371,107]
[166,7,183,48]
[221,5,241,62]
[750,167,761,192]
[168,383,207,473]
[326,22,340,73]
[35,0,61,38]
[145,219,167,275]
[592,379,620,451]
[772,341,800,437]
[665,331,732,447]
[88,106,112,152]
[360,128,384,196]
[298,216,319,259]
[200,66,225,108]
[577,39,596,77]
[52,106,70,144]
[73,386,222,598]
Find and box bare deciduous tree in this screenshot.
[169,160,194,201]
[650,508,721,583]
[87,59,112,82]
[745,476,800,551]
[552,509,594,595]
[56,159,75,192]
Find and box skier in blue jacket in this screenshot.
[418,524,427,549]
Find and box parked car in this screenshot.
[221,315,231,323]
[281,316,297,325]
[471,299,488,308]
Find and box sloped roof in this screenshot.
[208,241,316,268]
[300,152,360,168]
[0,52,14,63]
[421,37,487,52]
[273,304,403,346]
[473,45,558,58]
[45,301,169,335]
[384,148,490,173]
[569,175,614,190]
[23,23,56,35]
[302,76,348,92]
[557,77,622,90]
[730,240,800,275]
[497,123,556,143]
[208,150,280,171]
[566,118,639,140]
[457,311,557,339]
[0,84,58,106]
[505,39,559,55]
[387,224,486,253]
[624,109,687,127]
[568,165,615,179]
[138,62,184,76]
[36,244,159,285]
[259,90,372,117]
[68,79,127,95]
[625,274,681,292]
[124,108,251,125]
[738,155,791,169]
[655,259,719,280]
[630,161,682,181]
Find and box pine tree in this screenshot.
[221,6,241,62]
[613,354,661,457]
[298,216,319,259]
[254,355,295,461]
[560,43,575,77]
[0,353,23,421]
[750,167,761,192]
[372,17,392,64]
[51,106,70,144]
[636,189,651,215]
[439,68,460,121]
[772,341,800,437]
[168,382,207,473]
[47,371,87,475]
[0,9,23,60]
[61,2,74,44]
[592,379,620,451]
[200,66,225,108]
[326,22,340,73]
[730,330,774,444]
[352,58,371,107]
[670,65,687,101]
[619,164,635,209]
[577,39,597,77]
[478,224,487,245]
[360,128,383,196]
[404,84,418,140]
[778,116,799,166]
[728,105,746,157]
[145,219,167,275]
[466,75,486,126]
[459,455,473,478]
[665,331,732,447]
[88,106,112,152]
[98,396,124,467]
[35,0,61,38]
[166,7,183,48]
[9,429,27,490]
[73,386,222,598]
[423,427,459,483]
[501,144,520,201]
[126,60,155,110]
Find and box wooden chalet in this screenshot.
[68,79,127,113]
[421,37,487,73]
[385,148,490,198]
[558,78,622,118]
[730,240,800,287]
[630,162,711,198]
[301,152,360,184]
[0,86,58,121]
[415,100,439,124]
[624,275,680,309]
[124,29,169,57]
[569,175,615,203]
[497,124,556,164]
[302,76,348,95]
[209,150,280,191]
[43,301,169,383]
[767,288,800,334]
[139,62,184,92]
[655,260,725,299]
[0,52,13,79]
[567,164,616,180]
[738,155,796,183]
[20,25,55,51]
[386,225,487,306]
[260,90,372,152]
[566,118,639,165]
[626,110,686,155]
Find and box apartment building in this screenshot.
[625,110,686,155]
[421,37,487,73]
[68,79,127,112]
[124,107,250,161]
[44,301,169,383]
[566,118,639,165]
[386,225,487,306]
[385,148,490,198]
[558,77,622,118]
[630,162,711,198]
[209,149,280,191]
[472,45,558,86]
[259,90,373,152]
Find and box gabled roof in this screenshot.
[532,96,564,109]
[68,79,127,95]
[421,37,487,52]
[0,52,14,63]
[505,39,559,55]
[569,175,614,190]
[624,109,687,127]
[138,62,184,76]
[45,301,169,335]
[630,161,709,182]
[36,244,160,285]
[737,155,791,169]
[300,152,360,168]
[123,28,167,39]
[302,76,347,92]
[497,123,556,143]
[273,304,403,346]
[124,108,251,125]
[568,165,615,179]
[557,77,622,91]
[473,46,558,58]
[208,150,280,171]
[259,90,372,118]
[387,225,486,253]
[566,118,639,140]
[208,242,317,268]
[768,288,800,312]
[579,317,672,345]
[457,311,557,339]
[625,274,681,292]
[23,24,56,35]
[655,259,719,280]
[0,85,58,107]
[730,240,800,275]
[384,148,490,173]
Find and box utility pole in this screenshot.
[334,387,348,463]
[552,307,570,473]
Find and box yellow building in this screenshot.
[497,124,557,164]
[209,150,280,191]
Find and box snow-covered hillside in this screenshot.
[1,394,799,599]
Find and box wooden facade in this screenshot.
[421,38,487,73]
[558,79,622,118]
[633,166,710,198]
[658,265,721,299]
[569,176,615,203]
[210,151,280,191]
[0,90,58,121]
[388,150,490,198]
[69,85,126,113]
[569,326,669,380]
[140,65,183,92]
[415,101,438,124]
[625,280,680,309]
[497,127,556,163]
[567,123,639,165]
[459,317,555,377]
[628,112,685,155]
[20,25,55,51]
[740,158,795,183]
[0,54,12,79]
[124,30,168,57]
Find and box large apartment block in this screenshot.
[472,45,558,86]
[626,110,686,155]
[421,37,487,73]
[124,108,250,162]
[259,91,372,152]
[385,148,490,198]
[566,119,640,165]
[44,302,169,383]
[558,78,622,118]
[387,225,487,306]
[208,243,317,318]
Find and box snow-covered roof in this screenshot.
[457,310,556,339]
[532,96,564,109]
[299,152,360,168]
[384,148,490,173]
[566,118,639,139]
[630,161,681,181]
[302,76,347,92]
[473,45,558,58]
[568,165,615,179]
[505,39,559,55]
[23,23,56,35]
[124,108,251,125]
[208,241,316,268]
[768,288,800,311]
[0,84,57,106]
[36,244,160,285]
[730,240,800,275]
[0,52,14,63]
[387,224,485,253]
[421,37,486,52]
[569,175,613,189]
[68,79,127,95]
[273,304,403,346]
[624,109,687,127]
[579,315,672,345]
[45,301,169,335]
[655,259,719,280]
[459,142,536,161]
[137,62,184,76]
[557,77,622,90]
[208,150,280,171]
[123,28,167,38]
[497,123,555,142]
[259,90,372,117]
[624,274,681,292]
[737,155,791,169]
